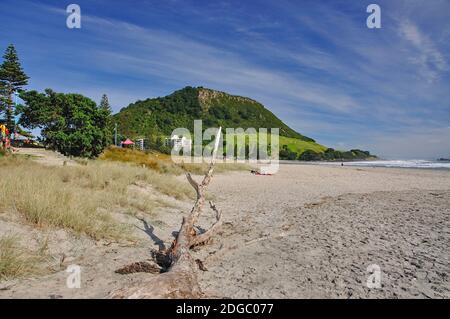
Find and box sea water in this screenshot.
[327,160,450,169]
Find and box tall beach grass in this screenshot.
[0,156,192,240]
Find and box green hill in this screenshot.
[114,86,374,160]
[115,86,312,139]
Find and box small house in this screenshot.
[165,135,192,152]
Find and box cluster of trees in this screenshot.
[279,145,299,160]
[144,134,171,154]
[20,90,113,157]
[0,44,113,158]
[322,148,372,161]
[280,146,374,161]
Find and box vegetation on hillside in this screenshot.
[114,86,375,160]
[114,86,314,141]
[279,136,327,157]
[298,148,375,161]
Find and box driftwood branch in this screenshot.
[110,127,223,299]
[186,173,200,198]
[191,201,222,248]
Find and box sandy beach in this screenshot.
[1,163,449,298]
[200,164,450,298]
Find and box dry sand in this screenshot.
[200,165,450,298]
[1,163,449,298]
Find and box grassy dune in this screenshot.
[99,146,251,175]
[0,156,193,241]
[0,148,248,281]
[0,235,48,281]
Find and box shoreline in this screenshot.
[278,160,450,171]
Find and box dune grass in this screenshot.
[99,146,251,175]
[0,235,48,281]
[0,156,193,240]
[181,162,251,175]
[99,146,179,172]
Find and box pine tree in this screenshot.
[99,94,113,146]
[0,44,29,135]
[99,94,112,113]
[0,81,7,115]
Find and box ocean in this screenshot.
[323,160,450,169]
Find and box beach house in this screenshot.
[165,135,192,152]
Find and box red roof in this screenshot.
[121,138,135,145]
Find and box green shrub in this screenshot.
[299,150,323,161]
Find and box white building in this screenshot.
[165,135,192,152]
[135,138,145,151]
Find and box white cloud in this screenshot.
[398,20,448,82]
[77,13,361,114]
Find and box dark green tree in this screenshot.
[19,89,111,158]
[0,44,29,134]
[98,94,113,145]
[0,81,7,114]
[299,150,323,161]
[99,94,112,113]
[279,145,298,160]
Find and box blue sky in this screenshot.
[1,0,449,159]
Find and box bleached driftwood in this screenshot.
[110,128,223,299]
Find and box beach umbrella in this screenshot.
[121,138,135,145]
